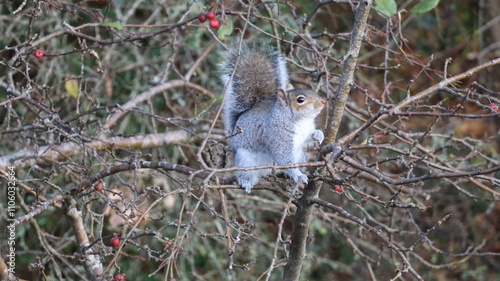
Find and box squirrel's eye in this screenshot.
[297,96,306,104]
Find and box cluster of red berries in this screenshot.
[488,103,499,112]
[198,11,219,28]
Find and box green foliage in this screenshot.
[411,0,440,13]
[374,0,441,17]
[460,264,488,281]
[102,20,123,30]
[374,0,398,17]
[217,17,233,40]
[1,1,499,281]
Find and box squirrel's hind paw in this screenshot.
[285,168,308,186]
[293,173,309,186]
[238,179,255,194]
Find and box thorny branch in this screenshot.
[2,1,500,280]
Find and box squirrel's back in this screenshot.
[219,44,326,192]
[219,45,289,131]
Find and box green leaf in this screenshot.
[65,79,78,98]
[102,21,123,30]
[374,0,397,18]
[217,18,233,40]
[411,0,440,13]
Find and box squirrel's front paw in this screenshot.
[312,130,324,144]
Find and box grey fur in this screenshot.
[220,45,325,193]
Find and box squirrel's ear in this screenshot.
[286,83,294,90]
[277,89,289,107]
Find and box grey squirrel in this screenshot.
[220,45,325,193]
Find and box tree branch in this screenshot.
[338,57,500,145]
[324,0,372,145]
[283,2,372,280]
[312,198,424,280]
[64,197,104,281]
[0,131,198,170]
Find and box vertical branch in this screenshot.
[283,2,372,280]
[65,197,104,281]
[282,145,342,281]
[0,257,16,281]
[324,0,372,145]
[264,185,300,280]
[218,189,235,269]
[282,181,321,281]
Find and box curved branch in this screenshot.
[339,57,500,145]
[312,198,424,280]
[65,197,104,281]
[341,155,500,189]
[104,80,213,129]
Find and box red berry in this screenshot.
[34,49,44,58]
[206,11,216,20]
[198,13,207,22]
[94,183,103,191]
[110,237,120,247]
[334,185,343,193]
[209,19,219,28]
[488,103,499,112]
[113,274,125,281]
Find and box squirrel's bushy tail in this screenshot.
[219,44,289,131]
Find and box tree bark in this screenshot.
[283,1,372,280]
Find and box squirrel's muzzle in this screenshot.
[316,98,326,110]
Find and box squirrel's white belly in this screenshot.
[293,118,315,154]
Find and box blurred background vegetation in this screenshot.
[1,0,499,280]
